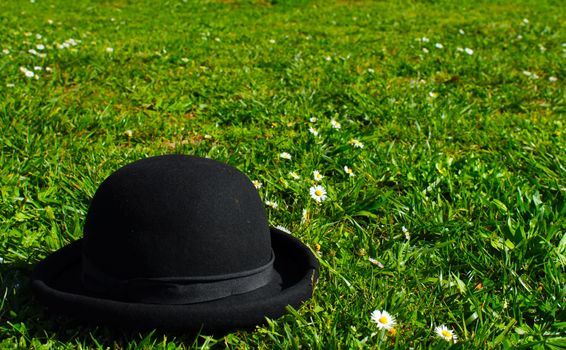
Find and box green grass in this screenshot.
[1,0,565,348]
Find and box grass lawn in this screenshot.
[1,0,565,348]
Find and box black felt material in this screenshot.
[30,155,319,333]
[32,229,318,332]
[81,250,276,304]
[83,155,271,279]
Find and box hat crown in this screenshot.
[83,155,271,280]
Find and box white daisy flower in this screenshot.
[181,57,189,63]
[309,117,317,123]
[20,67,34,78]
[402,226,410,240]
[47,19,54,25]
[464,47,474,55]
[456,47,464,52]
[349,139,364,148]
[308,127,319,136]
[343,165,355,177]
[429,91,439,98]
[421,36,430,43]
[275,225,291,234]
[279,152,291,160]
[36,44,45,50]
[522,71,539,79]
[313,170,324,182]
[368,257,384,268]
[549,76,558,82]
[301,208,308,223]
[34,66,42,71]
[265,200,278,209]
[289,171,300,180]
[45,67,52,72]
[2,49,9,55]
[309,185,327,202]
[268,39,276,44]
[106,47,114,53]
[367,68,375,73]
[6,83,15,88]
[370,310,396,330]
[422,47,429,53]
[252,180,262,189]
[435,43,443,49]
[459,29,465,35]
[28,48,38,55]
[330,119,341,129]
[435,325,458,343]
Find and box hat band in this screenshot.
[81,251,275,305]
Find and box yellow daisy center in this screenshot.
[442,330,452,339]
[379,316,388,324]
[315,190,322,196]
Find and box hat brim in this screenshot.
[31,228,319,333]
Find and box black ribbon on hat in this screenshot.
[81,251,275,304]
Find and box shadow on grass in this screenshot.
[0,261,230,348]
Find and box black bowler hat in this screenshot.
[31,155,319,333]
